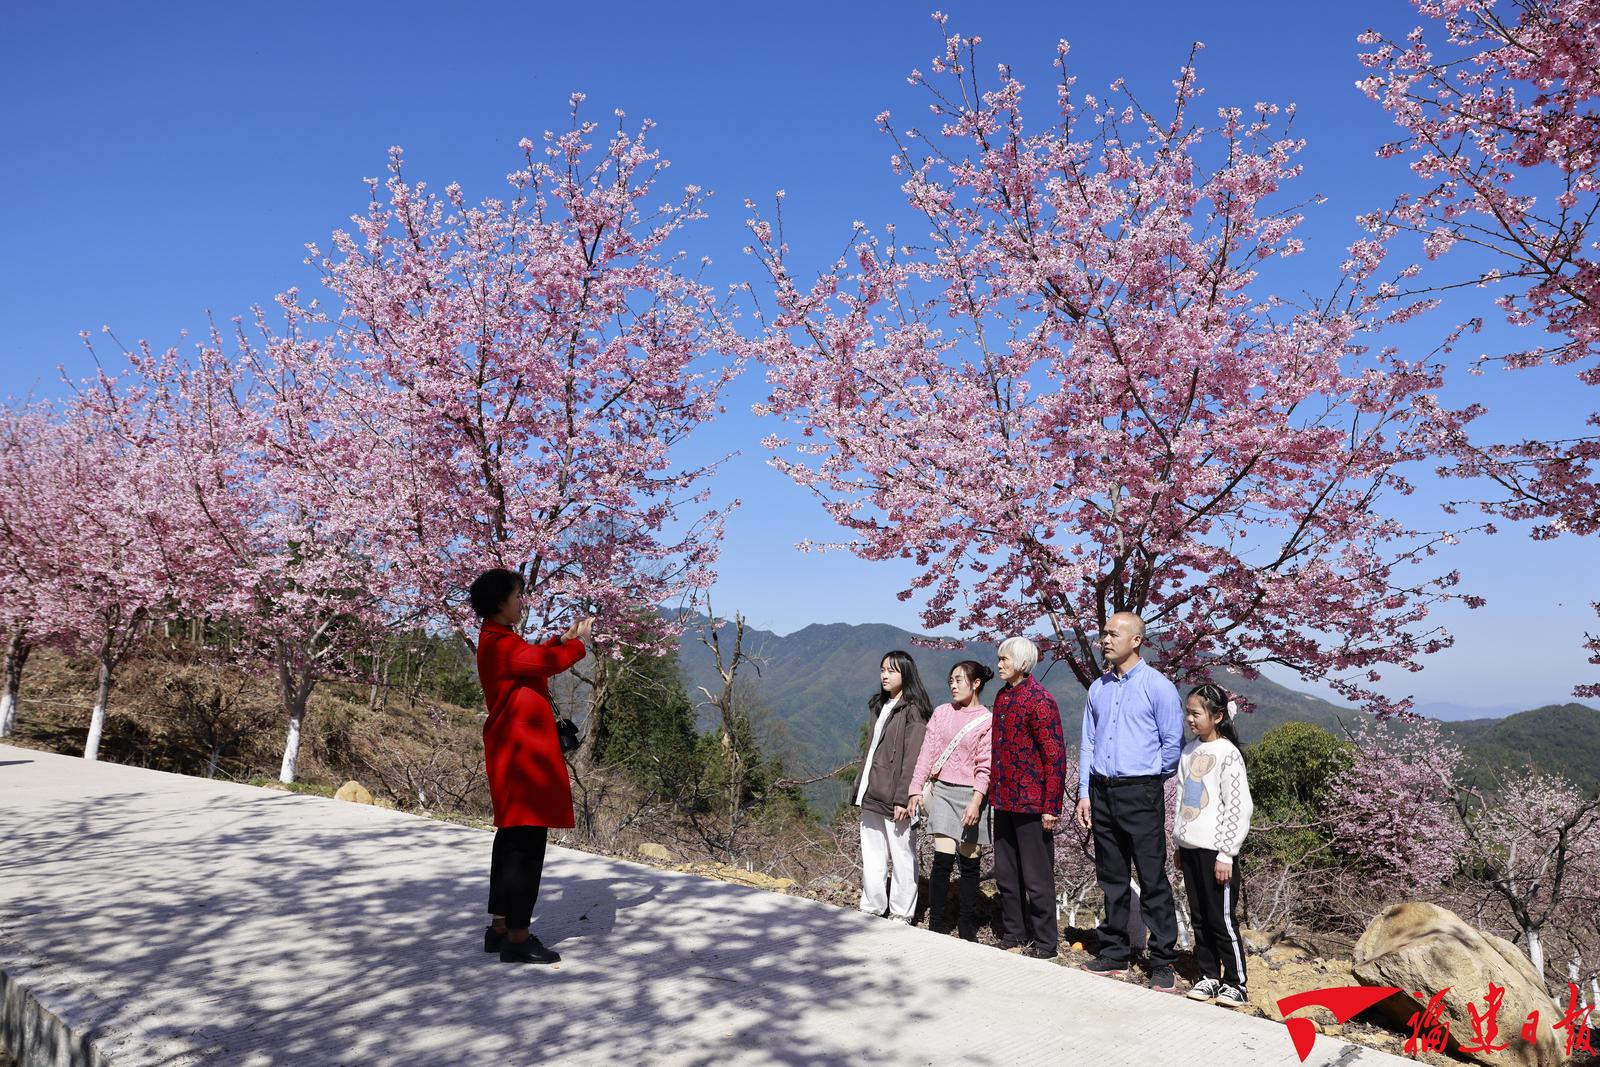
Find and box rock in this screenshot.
[333,780,374,804]
[1267,942,1312,964]
[1352,902,1564,1067]
[1252,957,1356,1024]
[715,868,796,893]
[680,862,795,893]
[636,842,673,863]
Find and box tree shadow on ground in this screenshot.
[1,775,994,1066]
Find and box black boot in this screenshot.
[957,853,982,941]
[927,851,955,934]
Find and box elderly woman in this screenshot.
[989,636,1067,958]
[471,567,593,965]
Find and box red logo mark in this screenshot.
[1275,985,1401,1062]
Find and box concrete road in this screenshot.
[0,745,1405,1066]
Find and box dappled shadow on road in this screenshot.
[1,781,975,1065]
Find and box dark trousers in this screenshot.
[1179,846,1248,987]
[487,825,549,930]
[1090,776,1177,965]
[993,810,1058,951]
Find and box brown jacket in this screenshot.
[855,699,930,818]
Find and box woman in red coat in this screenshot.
[470,567,592,965]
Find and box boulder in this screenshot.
[702,863,795,892]
[334,780,374,805]
[636,842,673,863]
[1352,902,1565,1067]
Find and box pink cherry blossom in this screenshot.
[1358,0,1600,694]
[745,25,1481,713]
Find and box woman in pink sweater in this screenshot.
[907,660,994,939]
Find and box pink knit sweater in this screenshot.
[909,702,993,797]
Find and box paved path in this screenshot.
[0,745,1406,1066]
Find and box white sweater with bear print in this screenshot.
[1173,737,1253,862]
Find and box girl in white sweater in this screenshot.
[1174,683,1253,1008]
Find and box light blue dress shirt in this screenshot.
[1077,659,1184,796]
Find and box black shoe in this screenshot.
[484,926,504,953]
[1148,963,1177,992]
[1079,955,1129,977]
[499,935,561,965]
[1023,941,1058,959]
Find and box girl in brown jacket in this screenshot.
[854,650,933,921]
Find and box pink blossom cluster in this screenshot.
[0,108,738,779]
[1358,0,1600,693]
[743,23,1484,713]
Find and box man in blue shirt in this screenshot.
[1074,612,1184,992]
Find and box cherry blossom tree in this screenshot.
[747,22,1478,712]
[1357,0,1600,694]
[120,318,396,783]
[18,375,199,760]
[311,102,741,670]
[1326,718,1467,898]
[1450,771,1600,978]
[0,402,59,738]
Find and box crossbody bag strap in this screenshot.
[926,712,992,784]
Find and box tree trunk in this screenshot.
[1526,926,1545,978]
[208,742,224,780]
[276,648,318,784]
[278,707,304,783]
[84,654,114,761]
[1,630,31,738]
[1173,880,1193,951]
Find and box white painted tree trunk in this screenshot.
[277,711,303,784]
[1174,886,1194,951]
[84,658,113,761]
[1526,927,1545,978]
[1,630,30,738]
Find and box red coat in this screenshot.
[478,621,585,828]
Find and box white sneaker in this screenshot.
[1215,983,1248,1008]
[1187,978,1222,1002]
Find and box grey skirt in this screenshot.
[925,781,992,845]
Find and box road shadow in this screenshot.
[1,784,979,1065]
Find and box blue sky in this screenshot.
[2,1,1593,713]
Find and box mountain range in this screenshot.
[673,617,1600,810]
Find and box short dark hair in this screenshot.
[469,568,524,619]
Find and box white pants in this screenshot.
[859,810,920,920]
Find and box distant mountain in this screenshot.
[1417,700,1520,721]
[674,617,1600,810]
[1442,704,1600,796]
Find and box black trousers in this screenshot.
[1179,846,1248,987]
[1090,776,1178,965]
[993,809,1058,951]
[487,825,549,930]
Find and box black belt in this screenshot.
[1091,773,1160,786]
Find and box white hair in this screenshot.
[998,636,1039,675]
